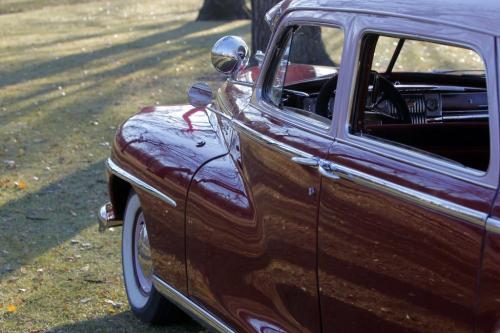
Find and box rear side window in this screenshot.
[350,34,489,172]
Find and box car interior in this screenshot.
[269,27,490,172]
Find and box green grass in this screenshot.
[0,0,250,332]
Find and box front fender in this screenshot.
[109,104,228,294]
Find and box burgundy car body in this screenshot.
[100,1,500,332]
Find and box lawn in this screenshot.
[0,0,250,332]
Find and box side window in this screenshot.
[350,33,490,172]
[265,25,345,123]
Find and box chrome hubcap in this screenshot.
[133,212,153,294]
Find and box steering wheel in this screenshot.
[315,72,411,123]
[369,73,411,123]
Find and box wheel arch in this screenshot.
[109,174,132,220]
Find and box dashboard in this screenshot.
[283,80,488,125]
[367,85,488,125]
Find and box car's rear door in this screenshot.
[317,15,499,333]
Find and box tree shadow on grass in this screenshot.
[0,160,109,278]
[47,311,205,333]
[0,20,250,91]
[0,0,106,15]
[0,20,250,132]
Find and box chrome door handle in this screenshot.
[291,156,320,167]
[292,156,342,181]
[319,161,341,180]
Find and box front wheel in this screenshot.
[122,191,176,324]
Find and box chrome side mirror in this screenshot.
[211,36,250,77]
[187,82,213,108]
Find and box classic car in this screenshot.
[98,0,500,332]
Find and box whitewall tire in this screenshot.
[122,191,179,324]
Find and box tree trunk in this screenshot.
[250,0,281,55]
[197,0,250,21]
[250,1,334,66]
[289,26,336,67]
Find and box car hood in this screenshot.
[113,105,228,191]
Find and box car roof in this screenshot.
[282,0,500,36]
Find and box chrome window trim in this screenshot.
[320,158,488,227]
[486,217,500,234]
[251,11,354,139]
[153,275,236,333]
[106,158,177,208]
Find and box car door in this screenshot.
[185,15,349,333]
[317,16,499,333]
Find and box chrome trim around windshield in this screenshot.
[153,276,236,333]
[321,160,488,227]
[106,158,177,208]
[486,217,500,234]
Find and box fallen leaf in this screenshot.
[7,304,16,313]
[15,180,27,190]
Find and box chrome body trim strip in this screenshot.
[153,275,236,333]
[291,156,320,166]
[321,160,488,227]
[106,158,177,208]
[486,217,500,234]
